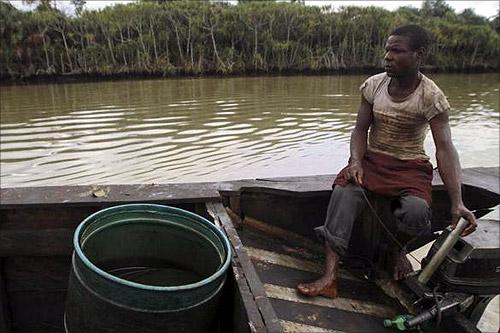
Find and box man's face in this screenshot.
[384,35,421,78]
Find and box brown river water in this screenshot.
[1,73,498,187]
[1,74,499,331]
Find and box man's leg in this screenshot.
[391,195,431,280]
[297,183,367,297]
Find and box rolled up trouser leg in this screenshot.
[393,195,431,237]
[315,184,367,257]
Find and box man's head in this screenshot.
[384,25,431,78]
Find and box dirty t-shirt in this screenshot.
[360,72,450,160]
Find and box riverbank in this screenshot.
[2,1,498,87]
[1,66,498,86]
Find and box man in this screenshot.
[297,25,477,299]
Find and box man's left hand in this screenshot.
[450,204,477,237]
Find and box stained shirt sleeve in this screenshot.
[359,77,375,104]
[424,91,450,121]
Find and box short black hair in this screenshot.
[390,25,431,50]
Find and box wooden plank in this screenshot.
[4,257,71,291]
[238,218,401,308]
[0,183,221,208]
[253,261,398,308]
[237,224,324,264]
[246,247,362,283]
[206,203,264,333]
[270,298,395,333]
[241,216,324,254]
[206,202,282,333]
[264,284,397,318]
[240,192,330,239]
[234,167,499,196]
[0,203,196,231]
[247,247,322,274]
[280,320,343,333]
[8,290,65,331]
[0,206,98,230]
[1,168,497,209]
[0,259,12,333]
[0,229,73,257]
[374,278,417,314]
[219,177,335,197]
[433,167,500,196]
[228,263,262,333]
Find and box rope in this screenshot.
[358,185,422,265]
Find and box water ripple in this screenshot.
[1,74,498,186]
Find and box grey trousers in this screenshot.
[315,184,431,257]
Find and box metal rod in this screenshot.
[418,218,469,284]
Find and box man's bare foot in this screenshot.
[297,242,339,298]
[392,250,413,280]
[297,278,338,298]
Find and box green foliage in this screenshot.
[421,0,453,18]
[1,1,498,79]
[71,0,86,16]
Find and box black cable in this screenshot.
[433,286,443,327]
[358,185,422,264]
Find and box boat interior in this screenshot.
[0,167,498,332]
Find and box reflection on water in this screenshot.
[1,74,498,187]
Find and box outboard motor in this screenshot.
[385,218,500,330]
[426,219,498,295]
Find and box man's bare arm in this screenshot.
[347,95,373,185]
[430,112,476,236]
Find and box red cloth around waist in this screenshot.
[334,151,434,205]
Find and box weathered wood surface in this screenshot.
[0,183,222,208]
[236,213,490,333]
[280,319,343,333]
[0,229,73,257]
[0,203,194,259]
[8,290,65,331]
[4,257,71,292]
[236,219,403,332]
[229,166,500,196]
[0,259,11,333]
[206,202,281,333]
[264,284,396,319]
[3,258,68,332]
[0,206,100,230]
[1,167,497,208]
[233,169,499,245]
[206,202,266,333]
[0,167,497,333]
[432,167,500,195]
[253,261,395,308]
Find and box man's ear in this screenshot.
[415,47,426,63]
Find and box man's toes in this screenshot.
[297,284,311,294]
[297,283,322,297]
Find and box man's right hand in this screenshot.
[347,160,364,185]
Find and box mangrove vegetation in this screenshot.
[0,0,499,80]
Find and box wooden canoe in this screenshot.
[0,167,498,332]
